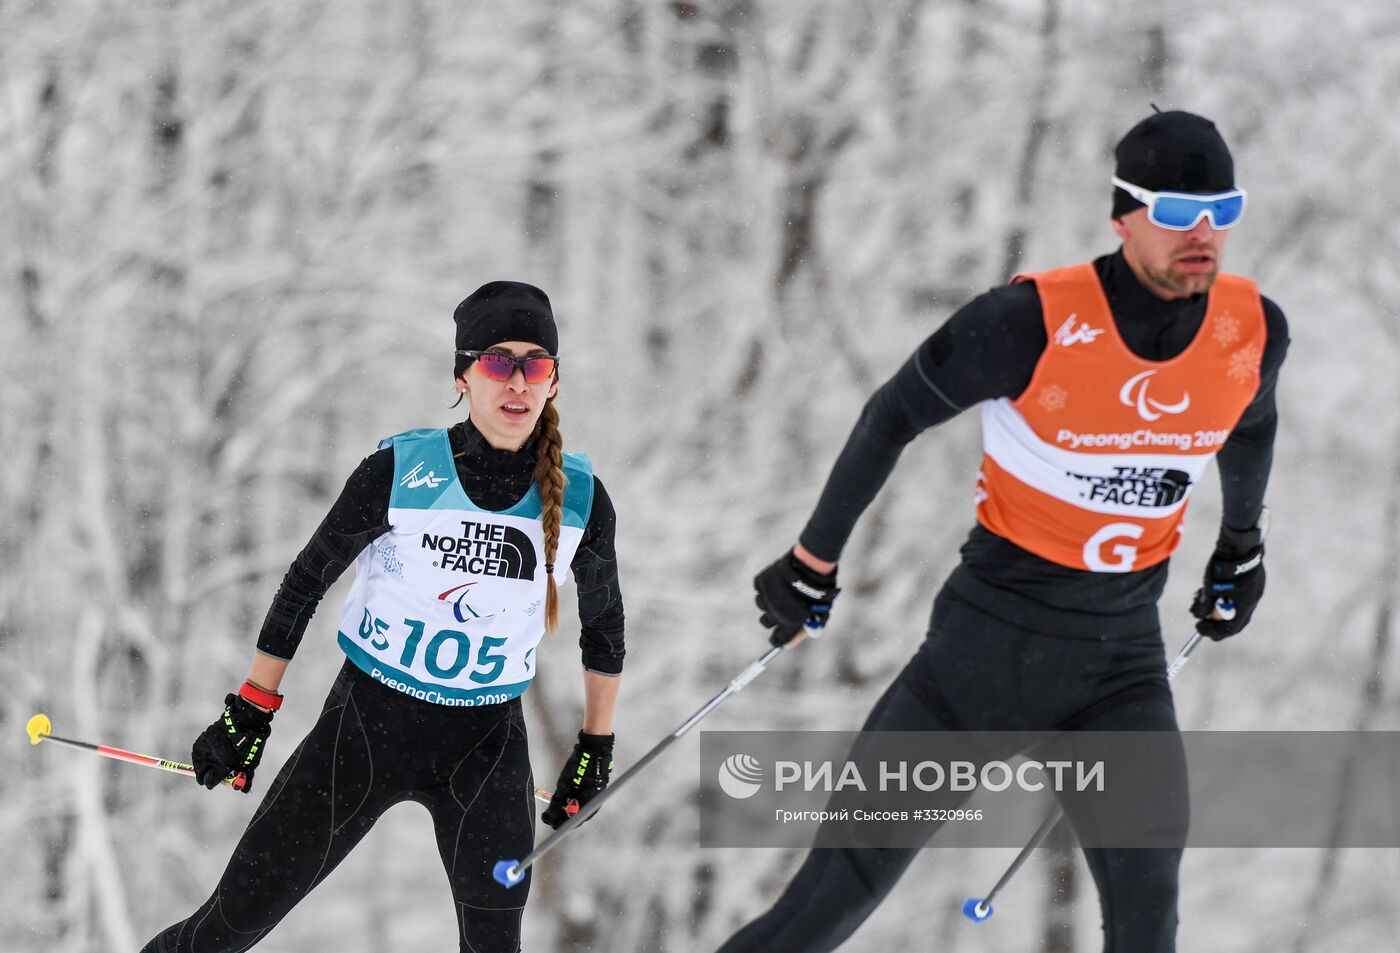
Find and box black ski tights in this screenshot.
[142,662,535,953]
[716,588,1189,953]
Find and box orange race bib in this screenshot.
[974,263,1265,572]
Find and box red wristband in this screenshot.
[239,680,284,712]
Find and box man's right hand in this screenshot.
[754,550,841,646]
[192,693,274,793]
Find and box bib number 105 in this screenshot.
[358,610,507,684]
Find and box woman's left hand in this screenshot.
[542,731,614,829]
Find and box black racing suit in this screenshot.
[717,250,1288,953]
[142,421,625,953]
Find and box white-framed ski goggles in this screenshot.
[1112,176,1248,230]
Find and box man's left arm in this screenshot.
[1193,297,1291,638]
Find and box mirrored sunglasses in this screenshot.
[457,350,559,383]
[1112,176,1247,231]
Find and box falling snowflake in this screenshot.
[380,543,404,577]
[1213,312,1240,347]
[1228,343,1263,382]
[1038,385,1068,412]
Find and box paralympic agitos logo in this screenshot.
[422,520,537,580]
[1119,370,1190,422]
[437,582,496,622]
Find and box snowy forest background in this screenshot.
[4,1,1398,950]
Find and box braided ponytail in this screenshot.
[532,398,565,632]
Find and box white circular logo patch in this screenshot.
[718,753,765,800]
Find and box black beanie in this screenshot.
[452,281,559,378]
[1112,110,1235,218]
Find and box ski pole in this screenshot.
[29,712,559,803]
[961,629,1206,924]
[26,713,249,790]
[493,634,809,887]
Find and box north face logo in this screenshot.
[421,521,539,580]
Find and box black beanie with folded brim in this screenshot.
[1112,110,1235,218]
[452,281,559,378]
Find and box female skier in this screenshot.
[142,281,624,953]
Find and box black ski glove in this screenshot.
[754,551,841,646]
[192,693,274,793]
[542,731,614,830]
[1191,519,1267,640]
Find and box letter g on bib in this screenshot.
[1083,523,1145,573]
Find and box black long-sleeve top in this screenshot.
[799,250,1289,634]
[256,419,626,674]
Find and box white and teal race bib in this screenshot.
[336,428,593,706]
